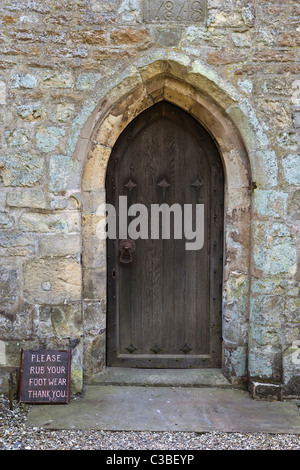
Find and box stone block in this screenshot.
[0,267,18,307]
[49,154,81,192]
[118,0,142,23]
[81,189,106,215]
[0,232,35,249]
[250,324,281,348]
[282,154,300,185]
[293,111,300,128]
[0,81,6,104]
[42,72,74,89]
[70,339,84,394]
[36,126,66,152]
[0,304,37,341]
[54,103,75,122]
[111,27,151,46]
[81,145,111,191]
[70,30,106,45]
[24,258,81,304]
[6,188,47,209]
[251,150,278,188]
[223,274,249,344]
[83,300,106,334]
[11,73,38,89]
[223,345,247,379]
[249,380,282,401]
[253,222,297,276]
[252,276,286,295]
[83,268,106,300]
[17,103,46,121]
[207,50,247,65]
[0,212,14,229]
[254,189,288,219]
[19,211,80,233]
[248,348,278,381]
[83,333,106,378]
[284,297,300,324]
[38,233,81,257]
[66,99,96,155]
[0,153,44,187]
[5,129,30,148]
[76,73,102,91]
[39,304,83,338]
[0,341,6,365]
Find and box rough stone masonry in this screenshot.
[0,0,299,401]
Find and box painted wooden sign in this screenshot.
[18,349,71,404]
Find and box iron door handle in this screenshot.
[119,239,136,264]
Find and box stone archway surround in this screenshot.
[78,57,255,389]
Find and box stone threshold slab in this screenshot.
[26,386,300,434]
[90,367,235,388]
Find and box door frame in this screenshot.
[105,101,224,369]
[80,68,252,385]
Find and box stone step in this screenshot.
[91,367,239,389]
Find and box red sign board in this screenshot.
[18,349,71,404]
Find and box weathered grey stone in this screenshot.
[253,222,297,275]
[83,268,106,300]
[39,304,83,338]
[155,27,183,47]
[66,99,96,155]
[0,341,5,365]
[0,81,6,105]
[54,103,75,122]
[0,304,38,342]
[254,190,288,219]
[0,267,18,306]
[293,111,300,128]
[49,154,81,192]
[5,129,30,148]
[282,154,300,185]
[19,211,80,233]
[38,233,81,257]
[0,232,35,249]
[11,73,38,89]
[36,127,66,152]
[0,212,14,229]
[119,0,142,23]
[83,300,106,334]
[17,103,46,121]
[42,72,74,89]
[223,346,247,380]
[0,153,44,187]
[6,188,47,209]
[248,347,280,381]
[24,258,81,304]
[76,73,102,91]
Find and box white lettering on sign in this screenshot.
[31,353,62,362]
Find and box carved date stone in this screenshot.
[142,0,206,24]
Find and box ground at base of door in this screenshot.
[25,385,300,434]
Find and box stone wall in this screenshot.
[0,0,299,400]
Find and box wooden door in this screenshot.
[106,102,224,368]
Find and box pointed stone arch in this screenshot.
[75,53,275,387]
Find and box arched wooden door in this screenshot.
[106,101,224,368]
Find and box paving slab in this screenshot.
[26,385,300,434]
